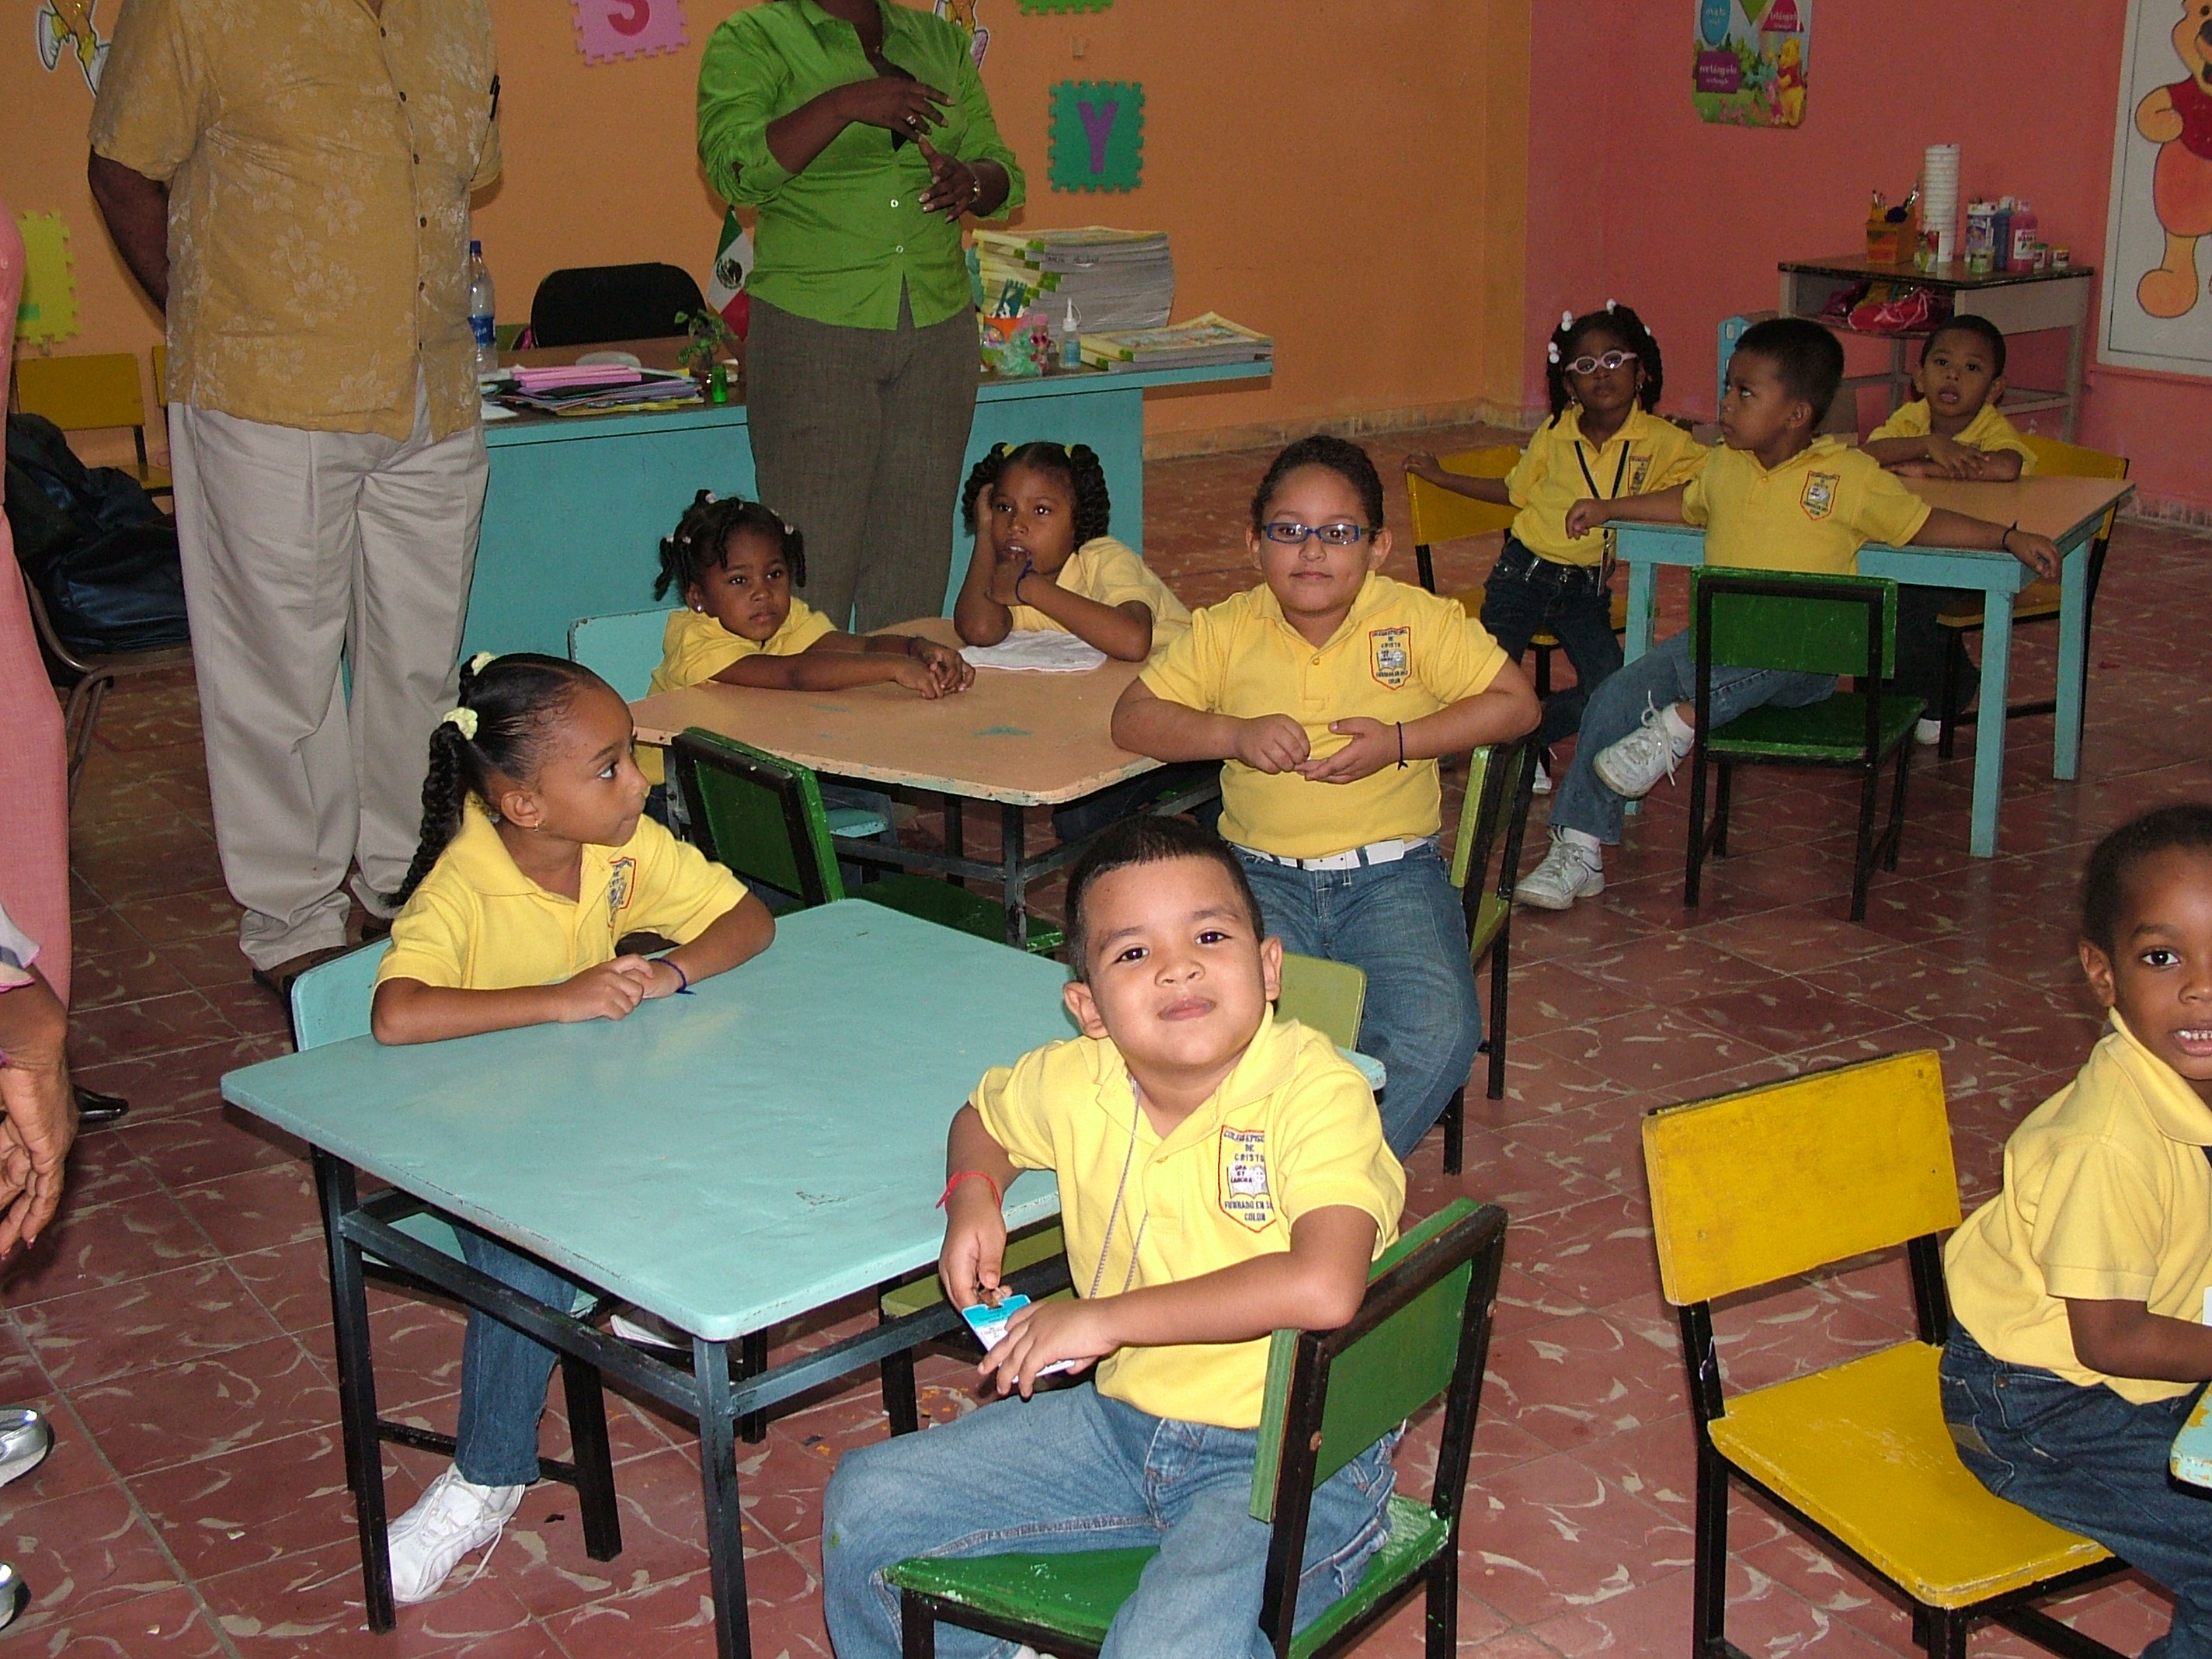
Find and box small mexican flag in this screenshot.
[705,207,754,339]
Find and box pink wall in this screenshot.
[1525,0,2210,513]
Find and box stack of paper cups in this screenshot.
[1922,144,1961,266]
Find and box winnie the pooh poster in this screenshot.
[1692,0,1809,129]
[2103,0,2212,375]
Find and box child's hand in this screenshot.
[979,1296,1115,1398]
[891,656,956,697]
[1887,459,1945,478]
[1296,718,1400,784]
[986,544,1028,607]
[1923,433,1982,479]
[2006,530,2063,581]
[1563,498,1609,539]
[912,638,975,694]
[553,958,652,1023]
[1403,450,1444,482]
[639,956,687,1001]
[939,1190,1007,1310]
[1233,714,1310,774]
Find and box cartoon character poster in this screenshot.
[2101,0,2212,376]
[1692,0,1809,129]
[34,0,110,94]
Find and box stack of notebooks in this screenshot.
[971,226,1174,334]
[1076,313,1273,373]
[493,363,701,416]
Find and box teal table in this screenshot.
[1610,474,2131,858]
[221,903,1076,1659]
[470,360,1271,656]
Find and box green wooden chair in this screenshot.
[1435,734,1540,1175]
[668,727,1059,952]
[287,944,624,1560]
[1685,569,1921,923]
[871,953,1373,1435]
[885,1198,1510,1659]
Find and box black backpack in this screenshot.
[4,411,189,656]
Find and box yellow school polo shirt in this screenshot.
[973,1013,1403,1429]
[1139,574,1509,859]
[1682,438,1932,576]
[377,803,747,993]
[1506,407,1711,566]
[639,600,838,784]
[1946,1014,2212,1403]
[1867,399,2040,473]
[1006,536,1193,648]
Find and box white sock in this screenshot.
[1659,704,1696,756]
[1557,827,1602,861]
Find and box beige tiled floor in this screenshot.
[9,419,2210,1657]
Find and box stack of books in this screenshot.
[1076,313,1273,373]
[494,363,701,416]
[971,227,1174,336]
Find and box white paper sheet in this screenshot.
[959,631,1109,673]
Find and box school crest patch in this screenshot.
[606,857,638,928]
[1219,1127,1274,1230]
[1800,472,1839,520]
[1369,626,1410,690]
[1628,455,1652,491]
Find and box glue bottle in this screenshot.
[1060,299,1083,369]
[2008,200,2039,274]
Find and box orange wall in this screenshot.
[4,0,1531,450]
[1524,0,2212,513]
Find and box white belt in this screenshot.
[1234,836,1430,872]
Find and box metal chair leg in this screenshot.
[1937,629,1967,761]
[1849,758,1881,923]
[1442,1085,1465,1176]
[1424,1560,1457,1658]
[880,1344,920,1436]
[900,1590,939,1659]
[1884,739,1915,873]
[558,1355,623,1561]
[1711,761,1734,857]
[1485,928,1510,1103]
[1684,746,1710,908]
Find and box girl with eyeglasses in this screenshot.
[1405,301,1707,778]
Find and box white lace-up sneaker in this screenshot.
[1531,756,1553,795]
[1915,717,1942,746]
[0,1408,52,1488]
[386,1466,524,1604]
[1514,834,1605,910]
[1594,697,1692,800]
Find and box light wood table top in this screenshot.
[1899,474,2132,548]
[629,617,1153,807]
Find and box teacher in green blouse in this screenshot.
[699,0,1024,631]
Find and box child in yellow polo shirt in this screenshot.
[1941,805,2212,1654]
[369,652,774,1605]
[1515,318,2062,911]
[821,815,1405,1659]
[1406,302,1707,760]
[1111,435,1540,1158]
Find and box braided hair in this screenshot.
[654,489,807,602]
[1543,301,1665,423]
[961,441,1112,547]
[394,652,604,904]
[1249,433,1386,533]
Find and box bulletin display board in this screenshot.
[2100,0,2212,377]
[1691,0,1809,129]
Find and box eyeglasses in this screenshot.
[1259,521,1377,548]
[1559,349,1639,376]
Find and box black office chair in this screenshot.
[528,263,706,349]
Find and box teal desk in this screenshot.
[221,903,1075,1659]
[470,360,1271,657]
[1611,474,2131,859]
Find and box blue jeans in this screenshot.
[1236,840,1480,1159]
[453,1228,580,1487]
[822,1382,1399,1659]
[1941,1325,2212,1659]
[1478,537,1625,748]
[1549,629,1836,847]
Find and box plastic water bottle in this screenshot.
[466,240,498,381]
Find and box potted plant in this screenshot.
[674,309,739,402]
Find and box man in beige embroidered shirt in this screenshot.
[88,0,501,984]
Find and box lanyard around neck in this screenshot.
[1574,430,1634,501]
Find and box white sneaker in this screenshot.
[1514,835,1604,910]
[0,1409,52,1488]
[386,1466,524,1604]
[1915,717,1942,746]
[1531,757,1553,795]
[1593,697,1690,800]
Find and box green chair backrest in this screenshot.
[1275,954,1365,1052]
[670,729,846,906]
[1450,736,1535,894]
[569,607,678,701]
[1250,1199,1483,1520]
[289,942,392,1050]
[1689,568,1898,680]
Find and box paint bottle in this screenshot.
[1061,300,1083,369]
[2009,201,2040,273]
[1991,199,2014,272]
[1964,202,1998,276]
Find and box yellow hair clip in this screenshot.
[467,651,497,675]
[441,706,479,741]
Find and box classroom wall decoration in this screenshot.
[572,0,687,64]
[2101,0,2212,377]
[1691,0,1809,129]
[33,0,110,93]
[1020,0,1112,12]
[934,0,990,65]
[15,210,79,346]
[1049,82,1143,193]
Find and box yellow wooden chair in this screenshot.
[1933,435,2128,760]
[1407,445,1628,699]
[1643,1052,2127,1659]
[12,352,172,504]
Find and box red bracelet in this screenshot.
[937,1170,1002,1210]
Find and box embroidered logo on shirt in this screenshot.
[1369,626,1410,690]
[1628,455,1651,491]
[1219,1127,1274,1229]
[606,857,637,928]
[1800,473,1840,520]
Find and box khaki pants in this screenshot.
[168,384,487,969]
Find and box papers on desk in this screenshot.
[1077,312,1274,373]
[491,363,702,416]
[960,631,1109,673]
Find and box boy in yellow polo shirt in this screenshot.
[1515,318,2062,911]
[1941,805,2212,1656]
[821,814,1405,1659]
[1111,435,1540,1158]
